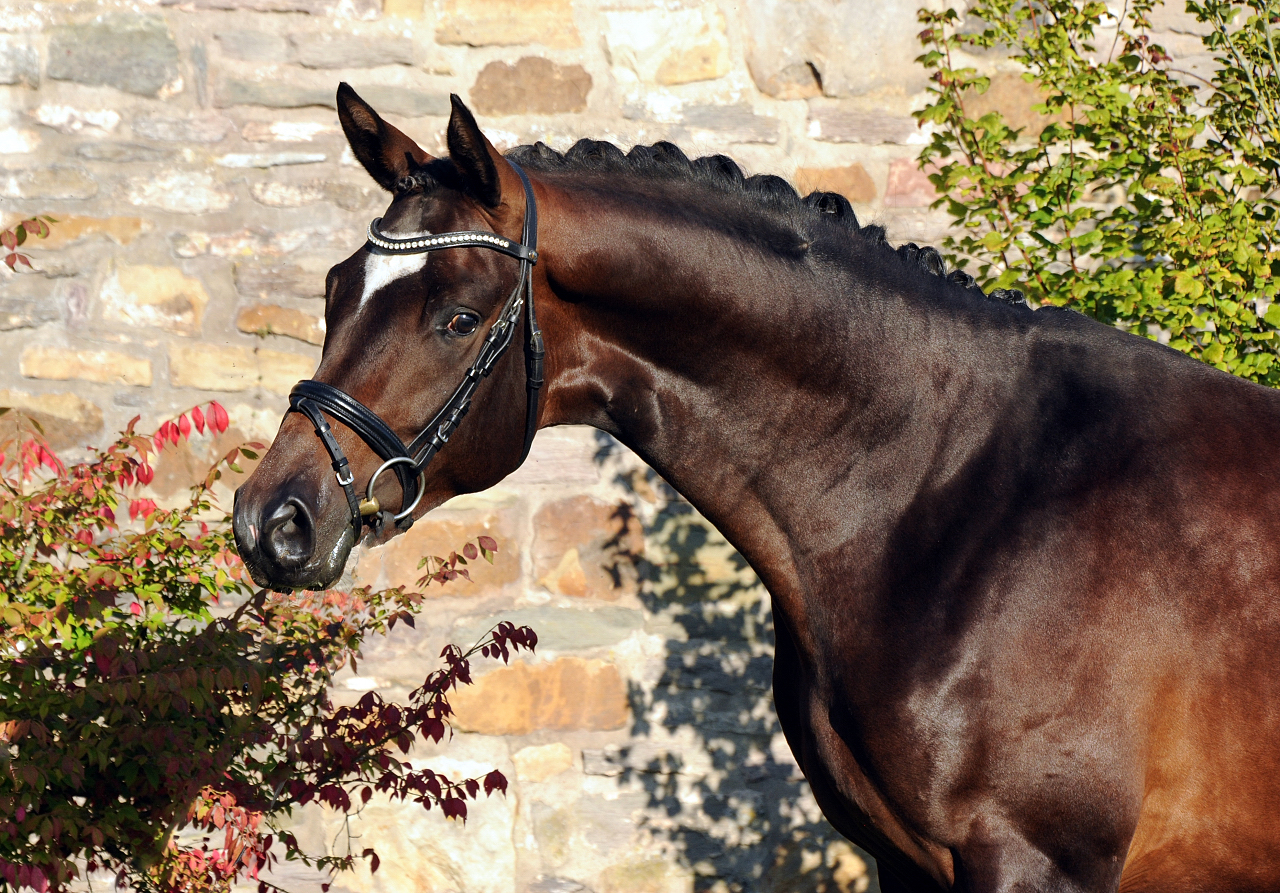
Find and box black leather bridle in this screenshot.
[287,161,542,536]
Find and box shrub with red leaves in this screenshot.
[0,405,535,893]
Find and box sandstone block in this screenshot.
[76,143,169,164]
[676,105,779,144]
[2,166,97,201]
[34,216,146,249]
[236,303,325,345]
[795,164,877,204]
[533,495,643,601]
[382,0,423,16]
[216,152,326,168]
[0,299,57,331]
[807,102,918,144]
[449,657,629,735]
[47,15,181,97]
[217,79,332,109]
[451,605,644,653]
[0,389,103,450]
[240,120,338,142]
[234,262,326,299]
[357,508,519,590]
[884,158,938,208]
[436,0,580,48]
[471,57,591,116]
[32,106,120,136]
[513,742,574,782]
[358,85,450,117]
[963,72,1068,137]
[168,343,316,394]
[0,37,39,88]
[744,0,929,99]
[604,5,729,86]
[250,180,375,211]
[126,171,233,214]
[161,0,379,14]
[132,113,233,143]
[290,32,414,68]
[20,347,152,387]
[99,264,210,336]
[215,30,288,63]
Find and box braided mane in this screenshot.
[502,138,1027,307]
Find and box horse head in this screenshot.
[233,84,544,591]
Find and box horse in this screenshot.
[233,84,1280,892]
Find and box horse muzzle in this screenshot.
[232,484,357,592]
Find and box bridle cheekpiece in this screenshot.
[287,161,543,537]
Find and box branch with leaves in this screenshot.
[0,217,55,272]
[0,408,535,893]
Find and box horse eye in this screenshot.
[446,311,480,336]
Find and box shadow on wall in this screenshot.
[591,433,879,893]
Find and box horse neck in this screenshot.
[538,177,1011,616]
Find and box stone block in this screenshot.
[513,742,574,782]
[744,0,929,99]
[162,0,379,14]
[47,15,181,98]
[126,171,233,214]
[471,57,591,116]
[357,508,520,589]
[436,0,580,48]
[675,105,779,144]
[533,495,643,601]
[806,102,918,144]
[290,33,414,68]
[451,605,644,653]
[132,114,233,143]
[2,166,97,201]
[234,263,326,299]
[99,264,210,336]
[0,36,38,88]
[217,79,333,109]
[215,30,288,63]
[382,0,423,16]
[604,5,729,86]
[963,72,1068,138]
[32,106,120,136]
[34,216,147,249]
[250,180,376,211]
[216,152,327,168]
[168,343,316,394]
[0,389,103,450]
[236,303,325,345]
[0,276,60,331]
[240,120,338,142]
[795,165,876,204]
[884,158,938,209]
[20,347,152,387]
[175,227,348,259]
[449,657,629,735]
[75,143,169,164]
[358,85,451,117]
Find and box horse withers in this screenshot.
[233,84,1280,892]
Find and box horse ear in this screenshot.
[337,82,432,192]
[445,94,513,208]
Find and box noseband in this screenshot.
[287,161,543,536]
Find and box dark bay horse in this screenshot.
[233,84,1280,892]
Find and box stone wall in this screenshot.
[0,0,1207,891]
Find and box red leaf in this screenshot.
[463,543,478,560]
[370,853,380,874]
[130,602,142,616]
[191,405,206,434]
[0,231,13,250]
[178,413,192,439]
[477,535,498,552]
[441,798,467,821]
[483,770,508,795]
[210,401,230,433]
[136,464,154,485]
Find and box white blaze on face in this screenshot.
[360,237,430,308]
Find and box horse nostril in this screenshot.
[261,498,315,571]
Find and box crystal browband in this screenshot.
[366,218,537,262]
